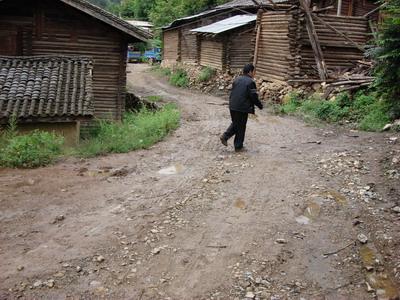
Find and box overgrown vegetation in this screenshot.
[372,0,400,119]
[76,104,180,158]
[169,68,189,87]
[278,91,391,131]
[0,103,180,168]
[197,67,216,82]
[0,119,64,168]
[152,65,189,88]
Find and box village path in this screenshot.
[0,64,399,300]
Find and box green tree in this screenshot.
[373,0,400,118]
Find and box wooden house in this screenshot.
[0,0,150,143]
[162,0,292,66]
[190,15,257,72]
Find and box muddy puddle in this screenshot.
[234,198,247,210]
[158,164,185,175]
[360,245,400,299]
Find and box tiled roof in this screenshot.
[0,56,94,121]
[191,15,257,34]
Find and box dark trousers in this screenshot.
[223,110,248,150]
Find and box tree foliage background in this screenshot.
[373,0,400,118]
[88,0,229,28]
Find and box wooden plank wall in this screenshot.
[180,26,198,64]
[163,29,180,64]
[228,28,256,72]
[200,39,224,70]
[296,14,368,77]
[254,11,295,82]
[0,0,129,121]
[254,10,368,81]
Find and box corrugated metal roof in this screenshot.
[190,15,256,34]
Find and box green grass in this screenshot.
[146,95,163,102]
[0,125,64,168]
[76,104,180,158]
[278,90,392,132]
[169,68,189,87]
[197,67,216,82]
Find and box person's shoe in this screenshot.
[235,147,247,153]
[220,135,228,147]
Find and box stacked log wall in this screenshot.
[255,11,296,82]
[163,29,180,65]
[254,10,369,81]
[228,27,256,72]
[199,38,224,70]
[296,14,368,77]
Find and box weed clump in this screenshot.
[77,104,180,157]
[197,67,216,82]
[0,121,64,168]
[278,90,391,131]
[169,68,189,87]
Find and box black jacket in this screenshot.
[229,75,263,114]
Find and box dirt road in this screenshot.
[1,64,399,300]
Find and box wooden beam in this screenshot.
[311,13,365,52]
[299,0,328,81]
[363,2,387,18]
[337,0,343,16]
[253,9,263,71]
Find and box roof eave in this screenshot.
[59,0,152,42]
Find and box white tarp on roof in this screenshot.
[190,14,256,34]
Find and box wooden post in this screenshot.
[253,9,263,73]
[337,0,343,16]
[299,0,327,81]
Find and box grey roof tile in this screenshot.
[0,56,94,121]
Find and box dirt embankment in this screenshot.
[0,64,399,300]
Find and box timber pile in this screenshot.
[322,60,374,98]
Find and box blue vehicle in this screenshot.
[144,48,161,63]
[127,46,161,63]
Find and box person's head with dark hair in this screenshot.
[243,63,255,78]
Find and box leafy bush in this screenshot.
[277,90,391,131]
[0,130,64,168]
[280,92,302,113]
[169,68,189,87]
[359,102,391,131]
[197,67,216,82]
[77,104,180,157]
[372,0,400,116]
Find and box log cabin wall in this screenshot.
[163,29,180,65]
[163,10,247,66]
[228,26,256,72]
[254,10,368,82]
[296,13,368,77]
[254,11,296,82]
[199,38,224,70]
[0,0,130,122]
[312,0,379,21]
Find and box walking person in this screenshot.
[220,63,263,152]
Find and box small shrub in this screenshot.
[169,68,189,87]
[197,67,216,82]
[359,101,391,132]
[280,92,302,114]
[0,131,64,168]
